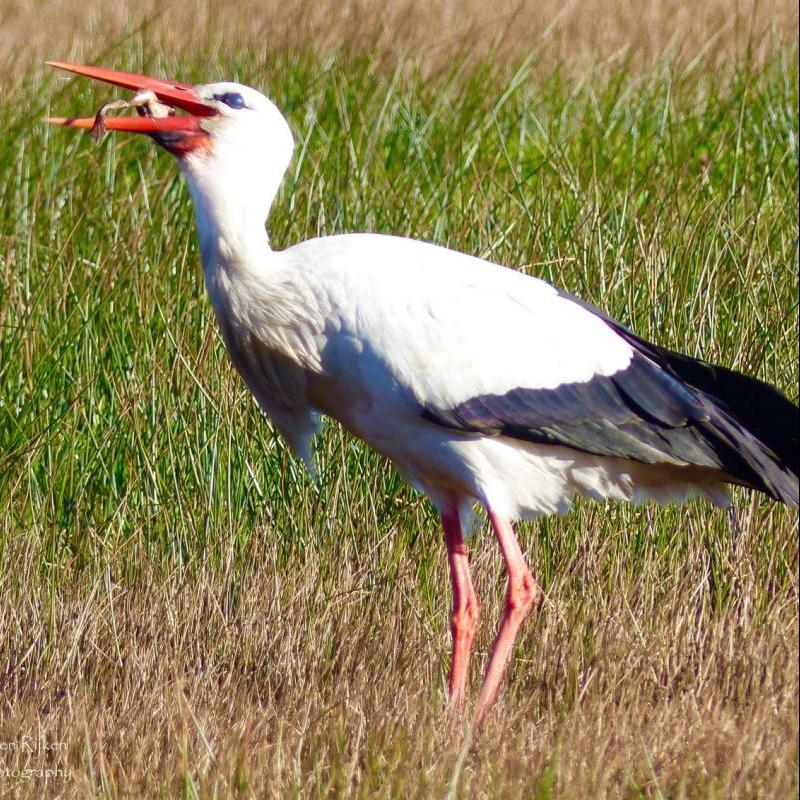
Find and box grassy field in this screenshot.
[0,1,798,797]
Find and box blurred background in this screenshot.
[2,0,797,78]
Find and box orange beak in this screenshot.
[45,61,218,152]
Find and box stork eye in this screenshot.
[214,92,246,109]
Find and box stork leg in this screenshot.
[474,509,541,722]
[442,508,480,708]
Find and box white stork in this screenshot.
[47,63,799,721]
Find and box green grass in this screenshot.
[0,31,798,800]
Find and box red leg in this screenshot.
[442,508,480,708]
[474,509,541,722]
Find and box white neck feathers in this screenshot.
[177,99,295,276]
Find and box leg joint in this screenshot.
[451,597,481,639]
[506,570,541,616]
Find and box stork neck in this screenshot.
[180,157,283,277]
[185,181,275,279]
[194,190,272,275]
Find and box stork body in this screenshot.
[207,231,741,517]
[49,64,800,719]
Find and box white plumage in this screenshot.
[207,229,728,524]
[48,64,799,720]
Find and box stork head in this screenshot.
[46,63,295,253]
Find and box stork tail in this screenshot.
[625,333,799,506]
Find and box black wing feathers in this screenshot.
[635,340,799,476]
[421,290,799,505]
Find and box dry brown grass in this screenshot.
[1,500,797,797]
[1,0,797,79]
